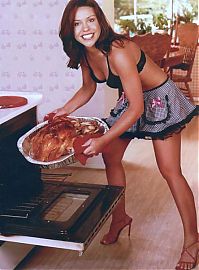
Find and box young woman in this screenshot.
[51,0,198,269]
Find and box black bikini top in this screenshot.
[85,50,146,89]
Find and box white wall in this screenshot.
[0,0,116,169]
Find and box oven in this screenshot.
[0,92,124,269]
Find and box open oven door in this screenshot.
[0,180,124,269]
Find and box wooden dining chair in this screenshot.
[168,23,198,101]
[131,33,172,67]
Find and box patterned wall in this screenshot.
[0,0,105,122]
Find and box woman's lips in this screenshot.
[82,33,94,40]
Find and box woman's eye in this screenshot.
[89,18,95,22]
[74,22,79,27]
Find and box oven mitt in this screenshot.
[73,133,103,165]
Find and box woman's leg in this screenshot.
[152,133,198,269]
[101,137,132,244]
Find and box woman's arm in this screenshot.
[53,64,97,116]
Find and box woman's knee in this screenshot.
[159,165,183,181]
[102,139,129,166]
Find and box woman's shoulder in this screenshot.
[111,38,140,52]
[110,39,140,63]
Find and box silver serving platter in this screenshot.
[17,116,109,169]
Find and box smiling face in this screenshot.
[73,6,101,48]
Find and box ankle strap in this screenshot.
[183,240,199,251]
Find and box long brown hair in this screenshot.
[59,0,129,69]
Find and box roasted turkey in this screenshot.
[22,115,104,162]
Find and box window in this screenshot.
[114,0,198,35]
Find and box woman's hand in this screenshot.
[44,107,68,121]
[82,137,107,156]
[52,107,69,117]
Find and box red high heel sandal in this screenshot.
[100,217,132,245]
[175,240,199,270]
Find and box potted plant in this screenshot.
[153,13,168,32]
[118,19,152,36]
[177,8,195,23]
[118,19,137,36]
[136,19,152,35]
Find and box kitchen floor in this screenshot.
[17,116,198,270]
